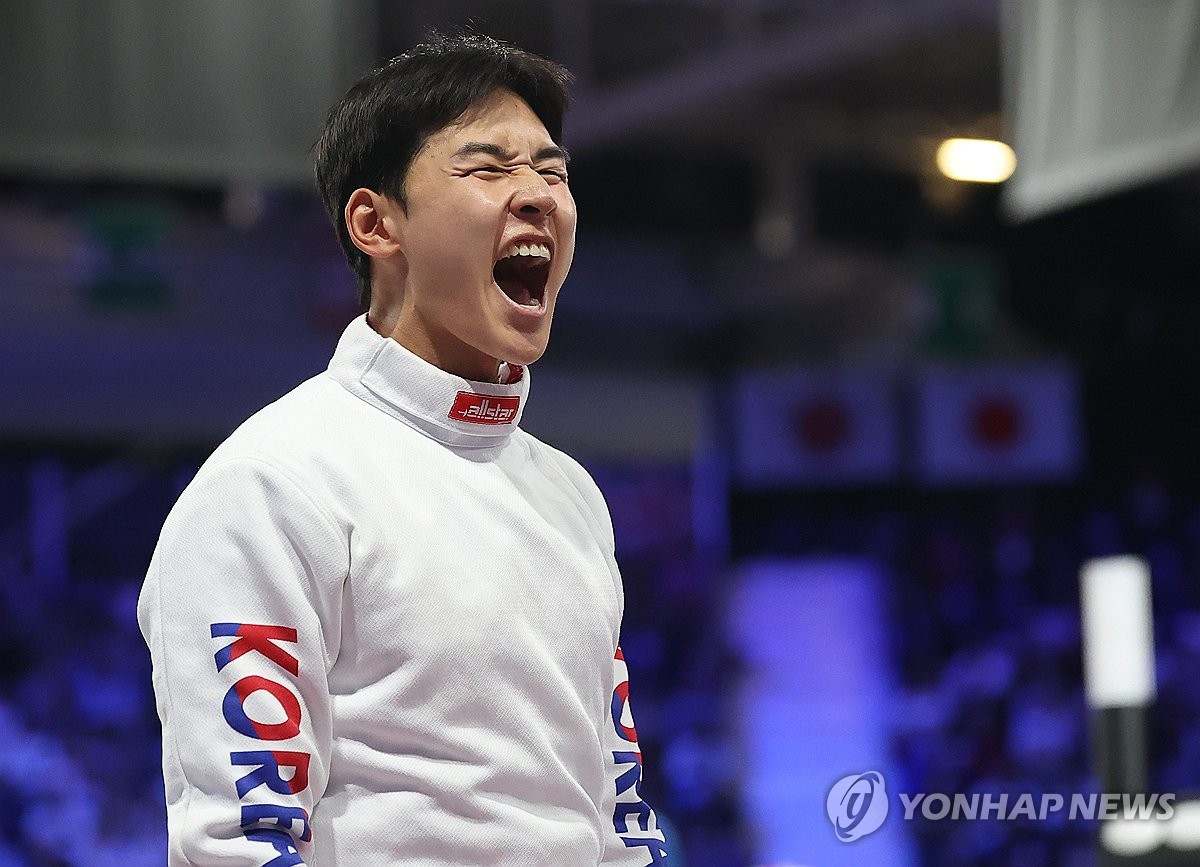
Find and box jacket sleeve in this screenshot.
[600,644,669,865]
[138,456,347,866]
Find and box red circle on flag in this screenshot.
[971,396,1022,448]
[790,396,851,453]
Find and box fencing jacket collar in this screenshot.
[327,314,529,450]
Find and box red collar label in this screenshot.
[448,391,520,425]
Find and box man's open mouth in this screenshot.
[493,242,551,308]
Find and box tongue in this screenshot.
[494,259,535,306]
[496,273,533,306]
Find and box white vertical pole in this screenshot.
[1080,555,1156,709]
[1080,555,1155,795]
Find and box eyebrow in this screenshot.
[452,142,571,164]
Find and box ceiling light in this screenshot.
[936,138,1017,184]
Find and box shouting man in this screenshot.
[139,32,667,866]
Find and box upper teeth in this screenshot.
[502,242,551,260]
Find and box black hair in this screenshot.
[314,32,573,309]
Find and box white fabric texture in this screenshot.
[138,315,666,866]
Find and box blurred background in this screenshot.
[2,0,1200,865]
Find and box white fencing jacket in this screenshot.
[138,315,667,866]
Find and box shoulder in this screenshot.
[518,430,615,551]
[212,374,345,459]
[178,374,365,526]
[205,370,404,481]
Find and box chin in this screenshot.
[499,331,551,367]
[503,343,548,367]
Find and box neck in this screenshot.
[366,309,500,384]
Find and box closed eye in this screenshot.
[464,164,567,183]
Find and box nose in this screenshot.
[510,172,556,220]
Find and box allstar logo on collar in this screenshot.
[448,392,520,425]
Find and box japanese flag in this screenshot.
[734,367,900,488]
[915,360,1083,484]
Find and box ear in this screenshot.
[344,188,403,261]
